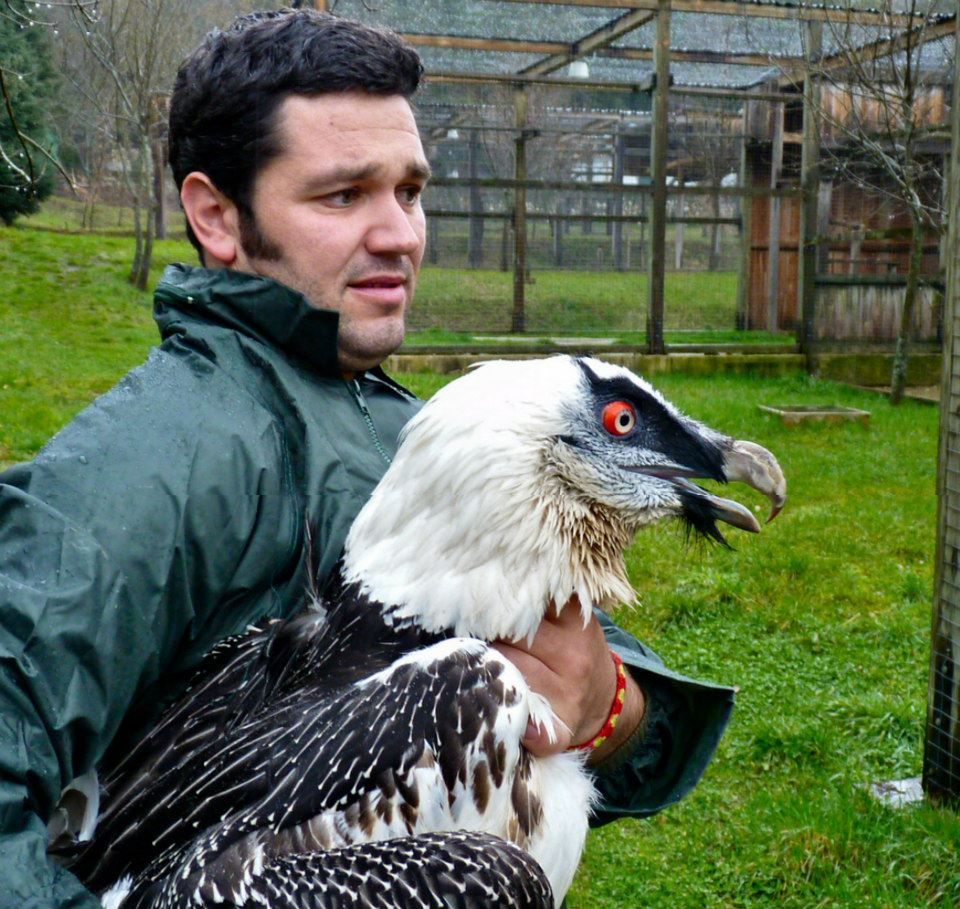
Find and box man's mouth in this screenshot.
[347,274,408,306]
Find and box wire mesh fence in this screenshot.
[409,78,754,342]
[925,28,960,804]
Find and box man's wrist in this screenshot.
[587,669,646,767]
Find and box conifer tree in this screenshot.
[0,3,59,224]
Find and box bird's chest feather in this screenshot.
[204,638,594,904]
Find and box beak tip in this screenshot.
[766,496,786,524]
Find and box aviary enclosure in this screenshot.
[279,0,953,358]
[292,0,960,805]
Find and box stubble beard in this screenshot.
[335,304,408,373]
[239,212,414,372]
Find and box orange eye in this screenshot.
[602,401,637,437]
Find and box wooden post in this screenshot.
[467,128,484,268]
[638,191,646,271]
[612,130,625,270]
[767,100,784,331]
[924,14,960,805]
[427,217,439,265]
[500,217,511,273]
[735,137,752,330]
[674,169,685,270]
[850,224,863,275]
[798,20,822,369]
[709,188,722,271]
[646,0,670,355]
[511,88,528,333]
[817,181,833,274]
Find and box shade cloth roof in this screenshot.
[329,0,955,88]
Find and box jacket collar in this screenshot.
[154,264,343,379]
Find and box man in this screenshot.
[0,10,733,907]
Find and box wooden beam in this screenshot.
[496,0,920,27]
[673,85,797,102]
[405,33,800,68]
[404,33,568,55]
[428,175,802,197]
[647,0,670,355]
[798,20,823,365]
[425,70,654,92]
[520,8,656,76]
[424,210,742,225]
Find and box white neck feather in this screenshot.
[341,365,638,642]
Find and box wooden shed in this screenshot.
[742,80,950,336]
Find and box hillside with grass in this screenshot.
[2,220,956,907]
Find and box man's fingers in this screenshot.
[522,715,573,756]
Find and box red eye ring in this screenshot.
[602,401,637,437]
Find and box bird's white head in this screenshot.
[342,357,785,642]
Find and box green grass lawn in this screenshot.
[411,267,772,336]
[15,199,791,343]
[3,220,956,906]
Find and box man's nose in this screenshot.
[365,195,423,258]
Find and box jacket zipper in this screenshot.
[350,379,392,464]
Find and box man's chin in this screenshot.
[336,322,406,374]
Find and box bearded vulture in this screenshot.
[61,356,785,909]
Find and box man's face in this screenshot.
[234,92,429,373]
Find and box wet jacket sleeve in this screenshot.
[589,612,735,825]
[0,354,294,908]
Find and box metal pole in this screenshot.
[798,21,822,369]
[646,0,670,355]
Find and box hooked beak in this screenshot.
[723,440,788,524]
[628,440,786,542]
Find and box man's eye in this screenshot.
[398,185,422,205]
[323,189,360,207]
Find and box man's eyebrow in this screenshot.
[306,163,381,190]
[408,161,432,182]
[305,160,432,192]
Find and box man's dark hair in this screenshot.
[168,9,423,258]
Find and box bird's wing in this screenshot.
[134,831,553,909]
[75,635,533,902]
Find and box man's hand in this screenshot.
[492,595,645,764]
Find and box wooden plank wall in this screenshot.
[813,282,942,341]
[746,150,942,331]
[819,83,949,144]
[828,181,943,276]
[748,193,801,329]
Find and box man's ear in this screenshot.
[180,172,241,266]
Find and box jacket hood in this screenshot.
[154,264,342,379]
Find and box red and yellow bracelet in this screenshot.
[573,650,627,751]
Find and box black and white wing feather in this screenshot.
[67,588,555,908]
[125,832,551,909]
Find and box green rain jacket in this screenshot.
[0,265,735,908]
